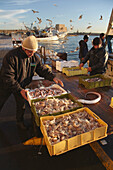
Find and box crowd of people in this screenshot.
[79,33,108,75]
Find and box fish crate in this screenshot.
[56,60,79,72]
[62,66,87,76]
[79,74,111,89]
[27,84,67,106]
[110,97,113,108]
[51,59,62,69]
[40,107,108,156]
[31,93,83,126]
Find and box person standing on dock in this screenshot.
[79,37,107,75]
[100,33,106,48]
[79,35,89,63]
[0,35,64,130]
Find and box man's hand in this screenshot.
[79,63,84,69]
[53,77,64,87]
[20,89,28,101]
[87,67,92,72]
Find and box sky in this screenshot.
[0,0,113,33]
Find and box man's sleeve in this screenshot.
[79,41,86,58]
[82,52,90,64]
[2,54,23,92]
[35,55,55,81]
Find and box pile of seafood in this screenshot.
[34,98,79,115]
[28,87,65,99]
[84,77,102,82]
[43,110,103,145]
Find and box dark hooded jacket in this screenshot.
[0,47,55,92]
[79,40,88,60]
[82,47,106,75]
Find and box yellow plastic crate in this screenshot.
[45,64,52,72]
[62,66,87,76]
[31,93,83,126]
[79,74,111,89]
[40,107,108,156]
[110,97,113,108]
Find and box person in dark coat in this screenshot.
[79,37,107,75]
[79,35,89,63]
[100,33,106,48]
[0,35,63,130]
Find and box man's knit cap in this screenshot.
[22,35,38,51]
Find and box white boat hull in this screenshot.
[58,32,68,39]
[36,35,59,41]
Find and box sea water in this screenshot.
[38,35,98,61]
[0,34,104,62]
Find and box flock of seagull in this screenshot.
[31,8,103,31]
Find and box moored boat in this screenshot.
[36,35,59,41]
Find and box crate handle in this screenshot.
[86,139,93,143]
[98,135,105,139]
[93,113,99,119]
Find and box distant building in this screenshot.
[55,24,67,32]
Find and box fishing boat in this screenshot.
[36,34,59,41]
[35,27,68,41]
[36,27,59,41]
[57,31,68,39]
[36,32,68,41]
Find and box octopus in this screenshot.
[42,110,103,145]
[34,98,79,116]
[28,87,65,99]
[84,77,103,82]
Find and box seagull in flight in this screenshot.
[32,10,39,13]
[37,17,42,24]
[79,15,83,19]
[53,4,58,7]
[87,26,92,29]
[99,15,103,20]
[46,19,52,23]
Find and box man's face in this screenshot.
[24,49,36,57]
[85,39,88,42]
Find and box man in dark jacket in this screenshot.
[79,35,89,63]
[100,33,106,48]
[79,37,106,75]
[0,35,63,130]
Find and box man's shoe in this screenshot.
[16,122,28,130]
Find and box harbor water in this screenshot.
[38,35,99,61]
[0,34,110,63]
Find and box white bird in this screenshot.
[99,15,103,20]
[37,17,42,24]
[87,26,92,29]
[46,19,52,23]
[79,15,83,19]
[53,4,58,7]
[32,10,39,13]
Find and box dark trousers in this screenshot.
[0,87,25,122]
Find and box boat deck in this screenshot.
[0,68,113,170]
